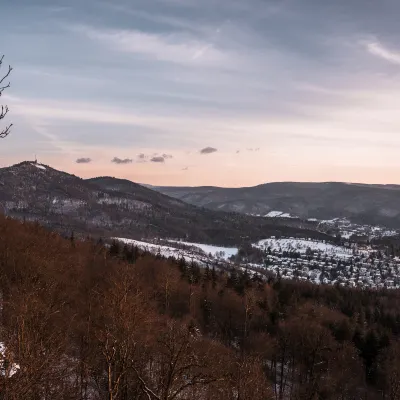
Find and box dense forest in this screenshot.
[0,215,400,399]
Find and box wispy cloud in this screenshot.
[200,146,218,154]
[364,40,400,65]
[73,25,228,67]
[111,157,132,164]
[76,157,92,163]
[98,2,211,35]
[5,0,400,186]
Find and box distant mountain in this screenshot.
[0,162,328,246]
[151,182,400,228]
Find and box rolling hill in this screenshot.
[150,182,400,228]
[0,161,329,246]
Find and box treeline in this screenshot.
[0,216,400,399]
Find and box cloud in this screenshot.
[74,25,228,67]
[136,153,148,163]
[111,157,133,164]
[136,153,172,163]
[76,157,92,164]
[192,44,213,60]
[365,40,400,65]
[200,146,218,154]
[151,156,165,163]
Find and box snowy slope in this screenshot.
[255,238,353,258]
[113,238,237,265]
[31,163,46,170]
[166,240,237,260]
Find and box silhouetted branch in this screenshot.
[0,55,13,138]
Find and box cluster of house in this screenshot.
[257,244,400,289]
[316,217,398,240]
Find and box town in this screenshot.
[115,236,400,290]
[251,238,400,290]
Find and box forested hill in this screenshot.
[0,214,400,399]
[0,161,330,246]
[151,181,400,228]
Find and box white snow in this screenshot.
[265,211,296,218]
[0,342,20,378]
[114,238,210,265]
[98,197,150,210]
[266,211,284,217]
[381,230,398,237]
[31,163,46,170]
[318,218,340,225]
[341,231,354,239]
[113,238,238,264]
[166,240,238,260]
[255,238,353,258]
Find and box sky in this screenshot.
[1,0,400,186]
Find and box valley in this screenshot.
[151,182,400,228]
[2,161,400,290]
[114,235,400,290]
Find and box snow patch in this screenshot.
[265,211,296,218]
[113,238,239,264]
[31,163,46,170]
[166,240,238,260]
[266,211,283,217]
[0,342,20,377]
[255,238,353,258]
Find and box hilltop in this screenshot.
[0,161,328,246]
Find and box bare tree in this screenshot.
[0,55,12,138]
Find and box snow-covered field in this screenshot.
[255,238,354,258]
[166,240,237,260]
[113,236,400,289]
[113,238,238,265]
[265,211,295,218]
[115,236,359,263]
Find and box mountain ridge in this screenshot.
[0,161,329,246]
[150,181,400,228]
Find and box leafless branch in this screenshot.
[0,124,12,139]
[0,55,12,138]
[132,366,161,400]
[0,56,12,94]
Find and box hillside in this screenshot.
[0,161,329,246]
[1,214,400,399]
[151,182,400,228]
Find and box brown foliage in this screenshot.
[0,215,400,399]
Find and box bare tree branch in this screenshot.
[0,55,13,139]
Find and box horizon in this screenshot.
[5,159,400,189]
[2,1,400,186]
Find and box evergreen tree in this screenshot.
[109,240,121,257]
